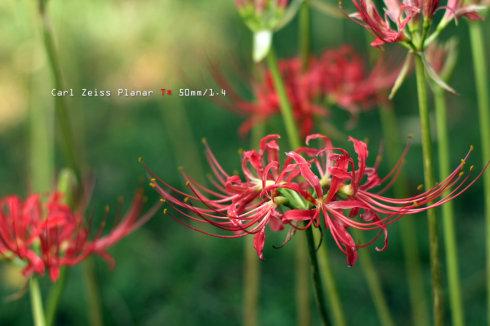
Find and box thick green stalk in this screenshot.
[243,123,265,326]
[378,105,429,326]
[468,22,490,325]
[30,278,47,326]
[434,87,464,326]
[414,54,443,326]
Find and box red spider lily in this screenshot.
[146,134,485,265]
[213,46,395,137]
[146,135,301,259]
[284,134,486,265]
[0,191,156,281]
[348,0,485,47]
[442,0,485,22]
[313,46,397,116]
[348,0,420,46]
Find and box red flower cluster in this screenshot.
[348,0,484,47]
[0,191,155,281]
[147,134,484,265]
[216,46,395,137]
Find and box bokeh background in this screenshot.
[0,0,489,325]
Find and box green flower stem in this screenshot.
[267,47,330,326]
[30,278,47,326]
[434,86,464,326]
[378,105,429,325]
[305,228,330,326]
[38,0,80,179]
[468,22,490,324]
[414,54,443,326]
[267,48,310,325]
[314,230,346,326]
[45,269,67,326]
[37,3,103,325]
[45,169,77,326]
[243,122,265,326]
[355,231,394,326]
[299,0,311,71]
[160,99,206,183]
[267,49,301,149]
[83,259,104,326]
[301,5,346,324]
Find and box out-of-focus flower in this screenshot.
[0,191,156,281]
[235,0,302,61]
[147,134,486,265]
[213,46,396,137]
[236,0,289,31]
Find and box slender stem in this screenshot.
[378,105,429,325]
[468,22,490,325]
[45,269,67,326]
[305,229,330,326]
[266,49,301,149]
[267,47,312,325]
[434,87,464,326]
[38,0,81,179]
[38,3,104,325]
[355,231,394,326]
[299,0,311,71]
[46,169,77,326]
[314,230,346,326]
[83,259,104,326]
[160,99,206,182]
[298,6,317,325]
[414,54,443,326]
[243,123,265,326]
[30,278,47,326]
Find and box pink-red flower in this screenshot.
[347,0,485,47]
[214,46,395,137]
[0,191,155,281]
[147,134,485,265]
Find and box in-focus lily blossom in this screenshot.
[0,191,157,281]
[213,46,396,137]
[146,134,486,265]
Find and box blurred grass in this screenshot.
[0,0,489,325]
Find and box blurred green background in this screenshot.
[0,0,489,325]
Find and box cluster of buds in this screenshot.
[0,191,156,281]
[146,134,485,265]
[215,46,397,137]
